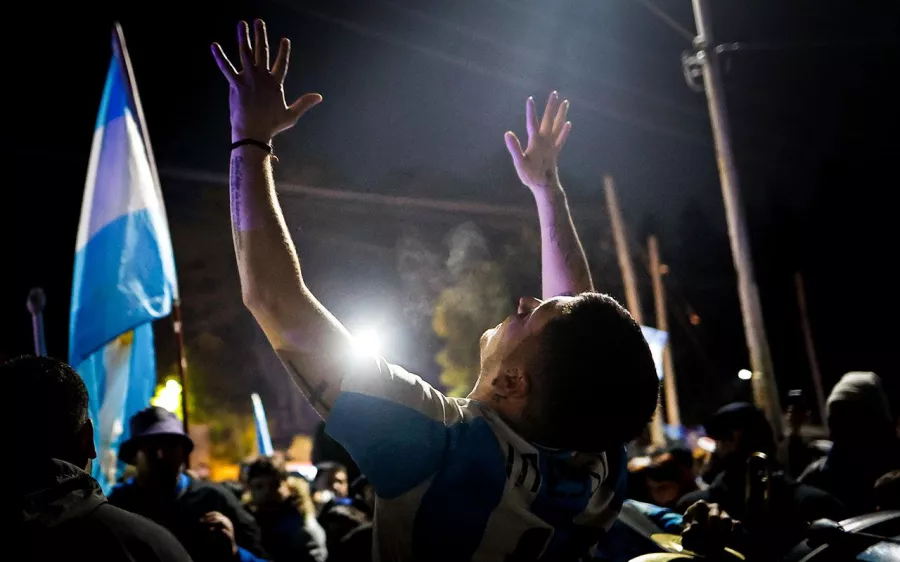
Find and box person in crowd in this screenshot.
[593,500,687,562]
[777,389,824,479]
[312,462,371,555]
[212,19,659,560]
[799,371,900,515]
[10,356,192,562]
[312,461,349,508]
[312,421,361,483]
[245,457,326,562]
[677,402,844,559]
[108,406,267,562]
[326,475,376,562]
[594,499,746,562]
[349,475,376,518]
[642,449,701,509]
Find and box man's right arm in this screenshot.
[213,20,358,416]
[504,92,593,298]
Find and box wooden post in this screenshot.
[688,0,783,436]
[604,175,665,446]
[795,272,827,423]
[649,236,681,427]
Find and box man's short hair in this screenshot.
[246,456,287,482]
[6,356,89,458]
[526,293,659,452]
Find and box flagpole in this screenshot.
[27,288,48,357]
[112,22,189,432]
[173,302,190,432]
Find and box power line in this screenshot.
[163,167,603,219]
[381,0,703,118]
[633,0,695,42]
[269,0,712,145]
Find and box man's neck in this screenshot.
[136,471,183,492]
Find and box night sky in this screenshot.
[4,0,898,432]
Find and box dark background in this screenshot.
[4,0,897,439]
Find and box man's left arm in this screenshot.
[505,92,594,298]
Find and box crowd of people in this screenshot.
[13,18,898,562]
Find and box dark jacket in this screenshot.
[17,459,193,562]
[109,472,267,562]
[250,500,327,562]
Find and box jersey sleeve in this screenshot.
[325,356,464,498]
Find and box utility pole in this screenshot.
[686,0,783,436]
[649,236,681,427]
[795,272,827,423]
[604,175,666,446]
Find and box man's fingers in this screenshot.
[211,43,238,84]
[504,131,524,168]
[540,91,560,136]
[555,121,572,150]
[288,93,324,122]
[685,500,710,525]
[708,503,733,537]
[272,38,290,82]
[552,99,569,136]
[238,21,253,71]
[253,19,269,69]
[525,97,538,140]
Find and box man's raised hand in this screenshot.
[211,19,322,143]
[504,92,572,193]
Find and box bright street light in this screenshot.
[738,369,752,381]
[352,327,383,357]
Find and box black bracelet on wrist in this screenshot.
[230,138,274,154]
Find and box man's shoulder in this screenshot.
[185,477,243,505]
[107,478,139,505]
[89,502,193,561]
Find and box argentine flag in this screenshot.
[69,25,178,492]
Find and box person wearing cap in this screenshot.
[676,402,844,559]
[108,406,267,562]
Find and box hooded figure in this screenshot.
[800,372,900,515]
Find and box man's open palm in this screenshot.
[505,92,572,192]
[211,19,322,142]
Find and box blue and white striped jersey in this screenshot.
[326,358,627,562]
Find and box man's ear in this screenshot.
[80,418,97,460]
[493,367,529,399]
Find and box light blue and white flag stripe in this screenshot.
[252,393,274,457]
[69,27,178,492]
[640,325,669,382]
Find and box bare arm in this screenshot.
[505,92,593,297]
[213,20,356,416]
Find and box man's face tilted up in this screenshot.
[468,296,574,421]
[468,292,660,453]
